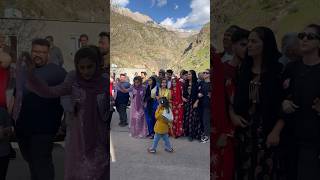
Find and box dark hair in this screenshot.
[45,36,53,41]
[149,76,157,89]
[231,28,250,43]
[307,24,320,35]
[166,69,173,74]
[74,45,102,70]
[32,38,50,48]
[180,70,187,76]
[225,25,241,34]
[246,26,282,72]
[141,71,147,76]
[99,32,110,40]
[183,70,198,102]
[133,76,143,83]
[159,97,170,112]
[233,27,283,121]
[160,78,167,88]
[144,76,157,102]
[80,34,89,40]
[120,73,126,77]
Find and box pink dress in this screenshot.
[26,71,109,180]
[129,85,148,138]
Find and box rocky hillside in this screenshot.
[110,7,210,73]
[0,0,108,23]
[179,23,210,71]
[212,0,320,50]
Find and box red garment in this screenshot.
[110,82,113,96]
[169,78,184,137]
[212,51,235,180]
[0,67,9,108]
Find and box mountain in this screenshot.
[178,23,210,71]
[111,6,154,24]
[0,0,108,23]
[212,0,320,50]
[110,7,210,73]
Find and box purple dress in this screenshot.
[26,71,109,180]
[129,85,148,138]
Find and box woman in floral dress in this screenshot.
[169,77,184,138]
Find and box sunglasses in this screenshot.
[298,32,320,40]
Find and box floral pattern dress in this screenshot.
[234,74,282,180]
[183,83,202,140]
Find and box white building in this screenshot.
[0,17,108,71]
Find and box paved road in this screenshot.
[6,142,65,180]
[6,108,209,180]
[110,108,210,180]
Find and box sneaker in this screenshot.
[148,148,156,153]
[149,135,154,139]
[165,148,174,153]
[201,136,209,143]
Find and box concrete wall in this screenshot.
[0,18,109,71]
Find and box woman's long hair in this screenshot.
[183,70,198,102]
[233,26,282,116]
[144,76,157,102]
[144,76,158,116]
[243,27,282,73]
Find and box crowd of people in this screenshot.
[0,32,110,179]
[212,24,320,180]
[110,67,212,150]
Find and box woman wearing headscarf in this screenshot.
[24,46,109,180]
[129,76,148,138]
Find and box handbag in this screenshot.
[162,108,173,122]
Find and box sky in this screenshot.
[110,0,210,31]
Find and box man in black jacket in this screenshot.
[14,39,66,180]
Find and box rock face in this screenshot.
[0,0,109,23]
[212,0,320,50]
[110,7,210,73]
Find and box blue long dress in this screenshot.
[144,85,159,136]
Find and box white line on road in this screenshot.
[110,132,116,162]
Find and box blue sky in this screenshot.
[111,0,210,30]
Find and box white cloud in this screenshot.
[174,4,179,10]
[160,0,210,30]
[157,0,167,7]
[151,0,156,7]
[160,17,188,29]
[111,0,129,7]
[151,0,167,7]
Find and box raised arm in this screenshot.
[26,71,74,98]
